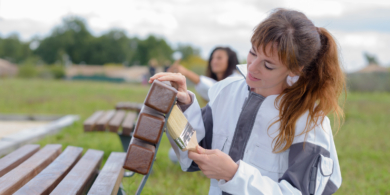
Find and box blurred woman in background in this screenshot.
[168,46,241,101]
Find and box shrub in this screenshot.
[347,72,390,92]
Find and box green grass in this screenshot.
[1,78,389,194]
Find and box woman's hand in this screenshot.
[149,72,192,105]
[188,146,238,181]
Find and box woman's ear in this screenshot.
[288,66,304,77]
[288,71,297,77]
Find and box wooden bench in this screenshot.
[0,144,126,195]
[83,102,142,152]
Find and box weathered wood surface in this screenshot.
[123,138,155,175]
[115,102,143,112]
[0,144,40,177]
[95,110,115,131]
[51,149,104,195]
[83,111,105,131]
[144,80,177,114]
[108,110,126,133]
[88,152,126,195]
[133,112,165,144]
[121,112,137,136]
[0,144,62,195]
[14,146,83,195]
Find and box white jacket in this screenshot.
[168,77,342,195]
[195,71,242,101]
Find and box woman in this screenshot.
[168,47,241,101]
[151,9,344,194]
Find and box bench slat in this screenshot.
[0,144,40,177]
[95,110,116,131]
[121,112,137,136]
[108,110,127,133]
[115,102,142,112]
[87,152,126,195]
[14,146,83,195]
[0,144,62,194]
[84,111,105,132]
[51,149,104,195]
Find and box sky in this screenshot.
[0,0,389,72]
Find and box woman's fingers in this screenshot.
[148,72,191,104]
[149,72,174,83]
[188,151,202,161]
[197,145,216,155]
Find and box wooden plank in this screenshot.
[108,110,126,133]
[84,111,105,132]
[87,152,126,195]
[0,144,40,177]
[115,102,142,112]
[123,138,155,175]
[0,144,62,195]
[51,149,104,195]
[121,112,137,136]
[95,110,115,131]
[14,146,83,195]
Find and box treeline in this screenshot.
[0,16,201,66]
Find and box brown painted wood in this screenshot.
[133,112,165,144]
[14,146,83,195]
[123,138,155,175]
[0,144,62,195]
[51,149,104,195]
[84,111,105,132]
[95,110,115,131]
[144,80,178,114]
[121,112,137,136]
[0,144,40,177]
[108,110,126,133]
[115,102,142,112]
[87,152,126,195]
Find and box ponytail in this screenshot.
[271,27,346,153]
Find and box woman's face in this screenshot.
[246,43,295,96]
[211,49,229,74]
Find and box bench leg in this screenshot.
[117,184,127,195]
[117,134,135,178]
[118,134,132,152]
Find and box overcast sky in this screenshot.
[1,0,389,72]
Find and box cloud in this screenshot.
[312,7,390,32]
[0,0,389,71]
[332,31,390,72]
[0,18,52,40]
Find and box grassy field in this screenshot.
[1,78,389,194]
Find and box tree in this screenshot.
[35,16,94,64]
[176,44,200,61]
[364,52,379,65]
[0,33,32,63]
[132,35,173,65]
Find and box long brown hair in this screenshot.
[251,9,346,153]
[206,47,239,81]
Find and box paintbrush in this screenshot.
[166,104,198,152]
[146,79,198,152]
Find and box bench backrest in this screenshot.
[84,109,138,135]
[0,144,126,195]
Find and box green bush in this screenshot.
[17,64,65,79]
[347,72,390,92]
[18,64,39,78]
[49,65,65,79]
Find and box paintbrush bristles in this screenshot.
[167,105,198,152]
[167,105,187,137]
